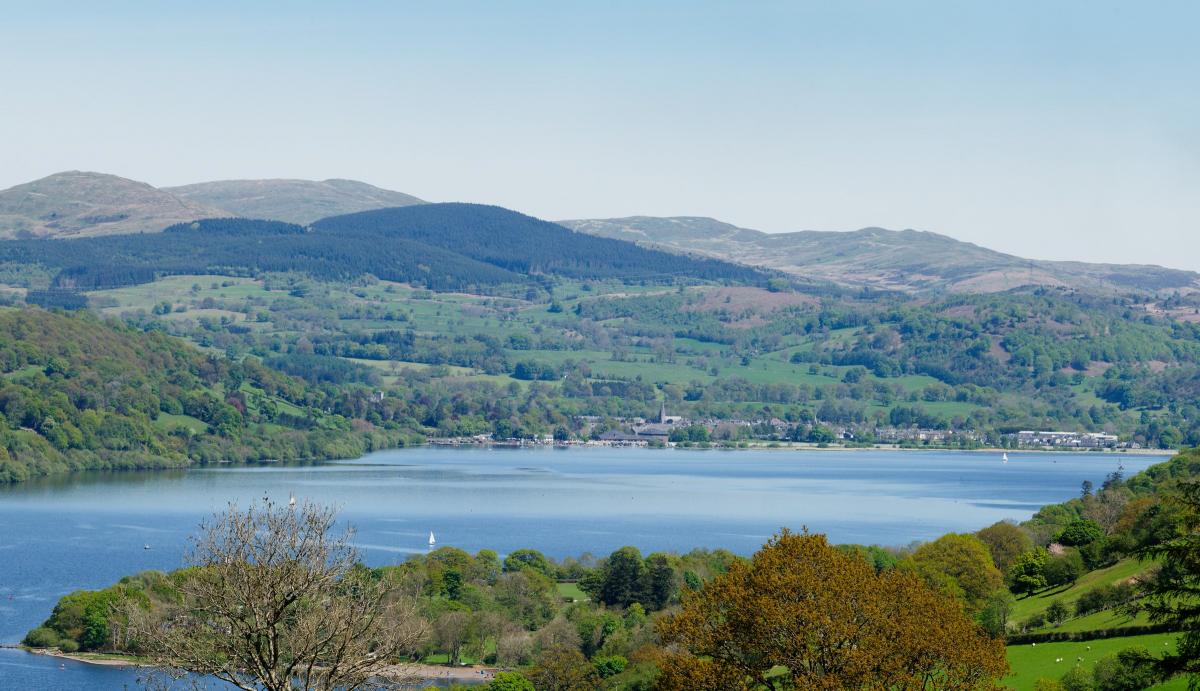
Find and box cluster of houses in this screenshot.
[872,427,983,445]
[1014,430,1120,448]
[587,403,695,442]
[439,404,1131,449]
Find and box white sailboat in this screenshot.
[428,531,436,548]
[288,492,296,508]
[1002,452,1009,463]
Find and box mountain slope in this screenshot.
[561,216,1200,294]
[0,205,767,293]
[311,204,769,284]
[0,307,408,483]
[166,178,425,225]
[0,171,229,239]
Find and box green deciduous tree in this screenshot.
[904,533,1004,613]
[977,521,1034,573]
[1009,549,1050,596]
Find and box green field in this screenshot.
[78,268,1178,446]
[1010,559,1149,627]
[556,582,589,602]
[152,413,209,434]
[1005,632,1185,690]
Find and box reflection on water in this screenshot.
[0,446,1162,688]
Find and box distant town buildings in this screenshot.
[1015,430,1119,448]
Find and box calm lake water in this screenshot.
[0,446,1162,688]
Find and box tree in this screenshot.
[979,591,1016,637]
[579,546,678,611]
[433,610,473,666]
[1044,552,1085,588]
[656,530,1008,690]
[977,521,1034,573]
[1056,519,1104,547]
[1132,481,1200,686]
[1009,549,1050,596]
[1092,647,1158,691]
[905,533,1004,613]
[1046,600,1069,625]
[527,646,601,691]
[486,671,535,691]
[136,500,426,690]
[503,548,554,578]
[1059,666,1092,691]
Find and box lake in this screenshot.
[0,446,1161,688]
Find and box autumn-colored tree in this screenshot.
[656,530,1008,691]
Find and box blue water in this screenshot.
[0,446,1160,689]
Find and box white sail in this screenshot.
[428,531,436,546]
[1002,452,1009,463]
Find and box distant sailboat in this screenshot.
[428,531,436,548]
[1002,452,1009,463]
[143,544,151,550]
[288,492,296,508]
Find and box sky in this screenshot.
[1,1,1197,268]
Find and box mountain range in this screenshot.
[1,171,1195,295]
[559,216,1200,295]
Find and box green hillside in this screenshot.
[0,306,413,483]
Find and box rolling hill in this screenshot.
[561,216,1200,295]
[0,204,768,294]
[0,172,427,239]
[0,307,409,483]
[0,171,228,239]
[165,178,426,225]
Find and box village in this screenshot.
[429,402,1137,451]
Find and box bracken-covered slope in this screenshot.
[165,178,426,225]
[0,171,229,239]
[561,216,1200,295]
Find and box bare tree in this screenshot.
[137,500,427,691]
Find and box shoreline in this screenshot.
[18,647,496,682]
[426,438,1176,456]
[2,442,1174,488]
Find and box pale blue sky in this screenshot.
[2,2,1197,268]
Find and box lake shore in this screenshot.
[428,437,1176,455]
[19,646,496,682]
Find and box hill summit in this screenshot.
[0,172,426,238]
[165,178,425,225]
[0,171,228,239]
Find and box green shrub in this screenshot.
[1057,519,1105,547]
[58,638,80,653]
[486,671,534,691]
[22,626,59,648]
[1092,646,1158,691]
[593,654,628,678]
[1047,600,1069,625]
[1059,666,1092,691]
